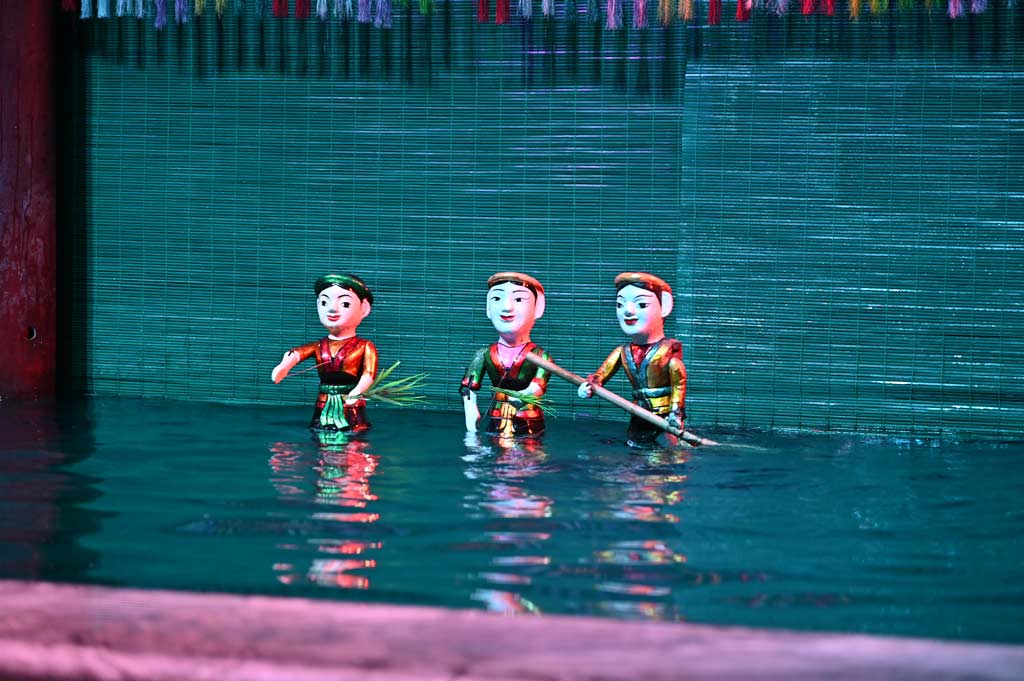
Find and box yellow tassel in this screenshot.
[849,0,860,17]
[215,0,226,14]
[869,0,887,12]
[195,0,205,15]
[659,0,672,23]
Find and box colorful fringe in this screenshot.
[658,0,672,23]
[357,0,370,21]
[176,0,189,21]
[947,0,962,14]
[605,0,621,27]
[520,0,533,18]
[374,0,392,25]
[633,0,647,26]
[708,0,721,23]
[736,0,750,20]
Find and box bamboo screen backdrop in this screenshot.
[64,6,1023,437]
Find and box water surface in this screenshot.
[1,397,1021,643]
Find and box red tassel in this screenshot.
[273,0,288,16]
[735,0,750,19]
[801,0,814,12]
[477,0,489,20]
[824,0,834,12]
[296,0,310,16]
[62,0,80,10]
[496,0,510,21]
[708,0,720,23]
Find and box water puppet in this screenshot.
[460,272,552,438]
[576,272,687,446]
[271,274,378,433]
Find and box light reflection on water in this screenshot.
[1,397,1023,643]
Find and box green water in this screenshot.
[1,397,1022,643]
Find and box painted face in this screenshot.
[317,285,367,335]
[616,284,664,338]
[486,282,539,339]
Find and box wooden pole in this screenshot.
[524,353,716,447]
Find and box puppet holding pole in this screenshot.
[541,272,714,447]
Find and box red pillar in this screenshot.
[0,1,57,400]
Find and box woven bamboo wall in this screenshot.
[64,6,1024,436]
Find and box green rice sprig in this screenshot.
[353,361,429,407]
[488,386,558,416]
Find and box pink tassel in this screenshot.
[708,0,720,23]
[633,0,648,25]
[969,0,985,11]
[358,0,371,21]
[606,0,621,27]
[948,0,962,16]
[801,0,814,13]
[155,0,168,27]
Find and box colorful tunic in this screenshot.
[589,338,686,443]
[291,336,379,432]
[460,342,552,437]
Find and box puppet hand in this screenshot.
[345,393,362,407]
[577,382,594,399]
[666,411,684,432]
[272,351,298,384]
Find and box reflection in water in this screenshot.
[268,431,380,590]
[463,433,553,614]
[461,435,696,620]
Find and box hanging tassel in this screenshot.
[419,0,432,13]
[374,0,392,25]
[769,0,787,14]
[801,0,813,13]
[868,0,887,13]
[736,0,750,19]
[317,0,327,17]
[848,0,860,17]
[658,0,672,23]
[216,0,228,14]
[195,0,206,15]
[344,0,354,17]
[497,0,511,21]
[680,0,693,20]
[969,0,985,11]
[478,0,489,20]
[176,0,189,21]
[587,0,601,21]
[358,0,370,21]
[823,0,833,13]
[81,0,93,17]
[296,0,311,15]
[543,0,555,15]
[117,0,131,15]
[98,0,111,17]
[155,0,168,26]
[633,0,648,26]
[708,0,721,23]
[274,0,288,14]
[947,0,961,15]
[520,0,534,18]
[605,0,620,27]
